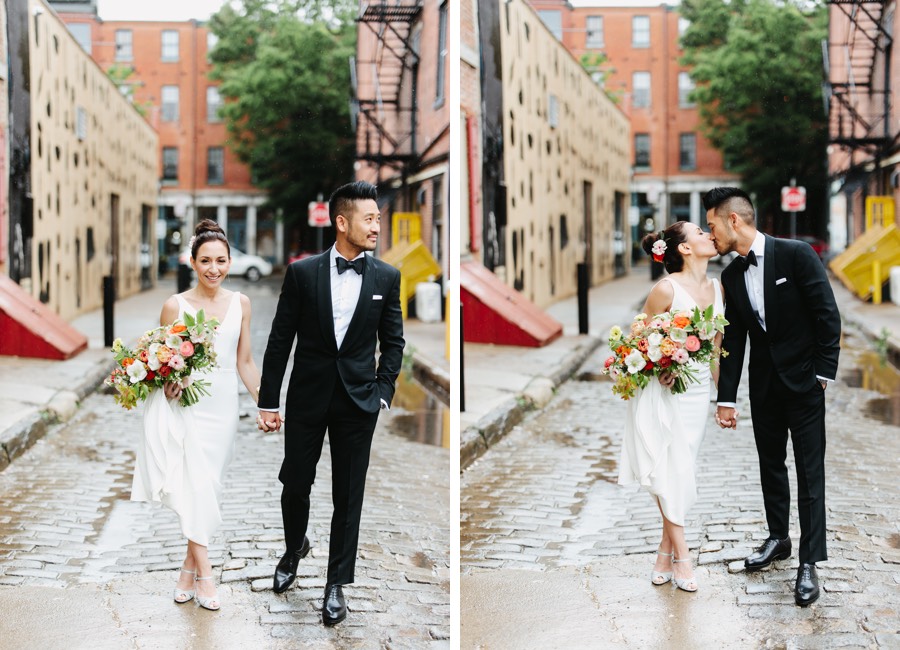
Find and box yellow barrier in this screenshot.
[830,223,900,300]
[381,240,441,319]
[865,196,895,229]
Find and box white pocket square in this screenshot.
[373,294,383,300]
[775,278,787,286]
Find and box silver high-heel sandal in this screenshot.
[173,568,196,604]
[651,550,674,585]
[673,556,698,592]
[195,575,221,611]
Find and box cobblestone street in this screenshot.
[0,280,450,649]
[461,328,900,648]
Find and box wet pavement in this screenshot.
[0,278,450,648]
[461,328,900,648]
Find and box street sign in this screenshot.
[781,186,806,212]
[308,201,330,227]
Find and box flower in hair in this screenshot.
[188,235,197,251]
[651,239,667,263]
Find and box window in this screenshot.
[680,133,697,170]
[115,29,132,61]
[207,87,222,122]
[76,107,88,141]
[634,134,650,169]
[207,31,218,59]
[207,147,224,185]
[435,2,448,105]
[67,23,91,54]
[161,30,179,62]
[586,16,604,48]
[632,72,651,108]
[161,86,179,122]
[162,147,178,183]
[679,72,695,108]
[632,16,650,48]
[548,93,559,128]
[537,10,563,41]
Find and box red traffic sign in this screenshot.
[308,201,330,227]
[781,186,806,212]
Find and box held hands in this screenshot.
[257,410,282,432]
[716,405,739,429]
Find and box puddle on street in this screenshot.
[844,350,900,426]
[385,372,448,448]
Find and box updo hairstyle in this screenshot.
[641,221,690,274]
[191,219,230,259]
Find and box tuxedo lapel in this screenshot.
[316,253,338,352]
[340,255,376,351]
[762,235,778,334]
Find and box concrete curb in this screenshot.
[840,304,900,367]
[410,349,450,405]
[460,335,602,471]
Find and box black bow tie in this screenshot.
[739,250,758,271]
[336,256,364,275]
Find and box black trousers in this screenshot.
[750,374,828,564]
[279,379,379,586]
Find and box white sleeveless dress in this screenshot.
[617,277,725,526]
[130,291,242,545]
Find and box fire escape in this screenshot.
[825,0,893,161]
[354,1,423,178]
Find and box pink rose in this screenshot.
[672,348,690,364]
[180,340,195,358]
[604,355,615,369]
[684,335,701,352]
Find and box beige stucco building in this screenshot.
[489,0,631,307]
[21,0,158,319]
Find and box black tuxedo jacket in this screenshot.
[718,234,841,403]
[258,249,405,419]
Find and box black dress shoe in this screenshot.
[795,563,820,606]
[322,584,347,626]
[272,536,310,594]
[744,537,792,571]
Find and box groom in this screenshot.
[257,180,404,625]
[704,187,840,607]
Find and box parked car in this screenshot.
[179,246,273,282]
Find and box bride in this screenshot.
[618,221,725,592]
[131,219,264,611]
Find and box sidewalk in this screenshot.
[0,277,448,473]
[460,263,900,470]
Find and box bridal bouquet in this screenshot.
[601,305,728,400]
[106,310,219,410]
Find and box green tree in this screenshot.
[580,53,621,104]
[680,0,828,232]
[207,0,358,223]
[106,63,152,117]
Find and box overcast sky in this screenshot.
[96,0,229,22]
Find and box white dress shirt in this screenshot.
[330,246,365,349]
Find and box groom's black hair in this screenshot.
[703,187,755,224]
[329,181,378,226]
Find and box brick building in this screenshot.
[528,0,738,246]
[354,1,450,278]
[52,2,277,271]
[461,0,482,263]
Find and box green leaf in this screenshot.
[184,312,196,328]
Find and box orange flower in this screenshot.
[672,313,691,329]
[169,324,187,334]
[122,357,135,367]
[637,338,649,352]
[659,338,678,357]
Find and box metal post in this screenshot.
[460,302,465,413]
[873,260,882,305]
[577,262,589,335]
[177,263,191,293]
[103,275,115,348]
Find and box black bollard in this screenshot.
[460,302,465,413]
[103,275,115,348]
[177,263,191,293]
[577,262,589,335]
